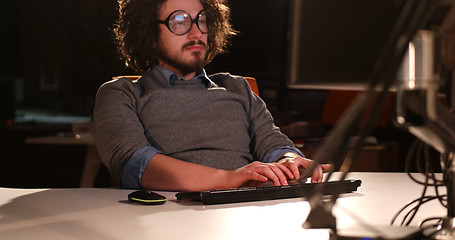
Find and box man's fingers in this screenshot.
[311,165,324,183]
[257,165,285,186]
[250,171,269,182]
[269,164,290,185]
[241,160,330,187]
[321,164,333,172]
[248,162,290,186]
[275,163,295,180]
[291,157,331,183]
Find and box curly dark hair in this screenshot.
[114,0,237,74]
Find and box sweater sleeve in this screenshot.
[92,79,152,186]
[209,73,298,162]
[236,76,298,161]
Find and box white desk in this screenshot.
[0,172,447,239]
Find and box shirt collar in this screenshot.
[154,66,213,88]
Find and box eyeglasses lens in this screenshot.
[198,12,208,33]
[168,11,190,35]
[168,10,214,35]
[199,11,215,33]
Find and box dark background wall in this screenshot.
[1,0,296,118]
[1,0,125,116]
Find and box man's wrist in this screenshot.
[278,152,300,160]
[278,155,295,161]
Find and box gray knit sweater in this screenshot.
[93,68,295,185]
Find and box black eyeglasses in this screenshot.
[158,9,215,36]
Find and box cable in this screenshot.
[402,168,430,226]
[391,195,446,225]
[391,136,448,227]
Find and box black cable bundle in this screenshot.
[390,139,448,237]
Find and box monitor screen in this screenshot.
[286,0,455,91]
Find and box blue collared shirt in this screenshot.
[121,67,303,189]
[158,66,212,87]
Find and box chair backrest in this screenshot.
[321,90,395,127]
[243,77,259,96]
[113,75,260,96]
[113,75,140,81]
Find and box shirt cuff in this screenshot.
[262,146,304,163]
[121,146,163,189]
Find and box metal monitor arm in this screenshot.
[396,30,455,236]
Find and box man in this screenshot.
[93,0,330,191]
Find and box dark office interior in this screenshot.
[0,0,433,188]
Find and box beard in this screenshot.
[157,40,208,76]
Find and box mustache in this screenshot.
[182,40,206,49]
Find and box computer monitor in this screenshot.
[286,0,455,92]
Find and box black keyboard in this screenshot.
[176,179,362,205]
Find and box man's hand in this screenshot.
[277,155,332,183]
[223,157,332,189]
[232,161,294,187]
